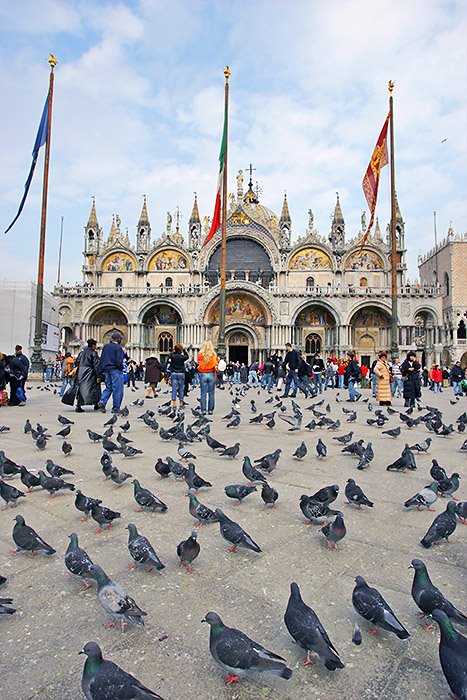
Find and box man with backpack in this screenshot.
[344,351,362,402]
[281,342,309,398]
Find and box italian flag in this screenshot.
[204,108,227,246]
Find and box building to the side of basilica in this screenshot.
[54,172,467,367]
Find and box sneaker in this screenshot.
[97,403,106,413]
[75,406,84,413]
[356,395,362,402]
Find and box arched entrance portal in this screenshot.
[349,306,391,363]
[88,307,128,345]
[226,327,257,365]
[141,304,182,361]
[294,304,337,354]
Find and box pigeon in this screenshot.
[184,463,212,491]
[386,444,416,472]
[0,480,26,508]
[126,523,165,572]
[382,426,401,438]
[103,414,118,426]
[102,437,121,453]
[24,419,32,433]
[58,414,74,425]
[409,438,432,453]
[321,512,346,550]
[341,439,365,457]
[38,470,75,496]
[437,473,460,498]
[110,468,133,488]
[454,502,467,524]
[357,442,374,469]
[120,444,143,458]
[249,413,264,424]
[56,425,71,438]
[352,576,410,639]
[154,458,171,479]
[430,459,448,483]
[410,559,467,625]
[35,434,48,450]
[45,459,74,478]
[215,508,261,553]
[345,411,357,423]
[332,431,353,445]
[74,490,102,521]
[253,449,282,473]
[187,489,218,527]
[205,432,226,451]
[120,420,130,432]
[177,442,196,460]
[284,582,344,670]
[226,415,241,428]
[345,479,374,508]
[260,483,278,508]
[116,432,133,446]
[242,456,268,485]
[316,438,327,458]
[224,484,257,504]
[293,441,307,460]
[62,441,73,456]
[91,503,121,533]
[202,611,292,684]
[219,443,240,459]
[132,479,167,512]
[404,482,438,511]
[80,641,165,700]
[0,598,16,615]
[91,564,147,630]
[430,609,467,700]
[299,496,338,525]
[177,530,200,573]
[103,426,114,439]
[166,457,187,480]
[420,501,457,548]
[65,533,96,589]
[305,419,317,430]
[11,515,56,556]
[310,484,339,506]
[87,429,103,442]
[19,466,41,492]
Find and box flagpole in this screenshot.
[57,215,64,284]
[31,55,57,372]
[388,79,398,360]
[217,66,230,358]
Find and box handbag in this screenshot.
[61,383,77,406]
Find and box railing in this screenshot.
[54,283,444,299]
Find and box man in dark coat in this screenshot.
[400,350,422,407]
[75,339,101,412]
[145,355,163,398]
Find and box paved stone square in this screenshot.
[0,382,465,699]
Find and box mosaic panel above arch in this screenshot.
[102,252,136,272]
[350,307,391,327]
[345,250,384,270]
[209,293,268,326]
[289,247,332,270]
[142,304,182,326]
[149,249,189,271]
[295,307,335,327]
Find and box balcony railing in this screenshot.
[54,282,444,299]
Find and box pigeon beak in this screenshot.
[201,618,207,623]
[408,565,414,569]
[78,650,85,655]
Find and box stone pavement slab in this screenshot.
[0,382,465,699]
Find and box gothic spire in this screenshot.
[280,192,291,222]
[87,197,98,228]
[189,193,200,223]
[138,195,150,226]
[333,192,344,224]
[374,217,382,241]
[394,191,403,221]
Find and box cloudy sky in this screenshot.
[1,0,465,288]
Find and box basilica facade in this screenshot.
[55,172,447,368]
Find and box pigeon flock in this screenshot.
[0,380,466,699]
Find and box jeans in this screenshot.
[234,371,241,384]
[348,378,362,402]
[60,376,73,396]
[313,374,323,394]
[199,372,215,413]
[324,375,334,390]
[391,376,403,397]
[284,369,308,396]
[433,382,441,393]
[452,381,462,396]
[248,371,259,387]
[337,374,344,388]
[300,375,314,395]
[263,374,273,390]
[101,369,124,411]
[45,367,53,381]
[191,372,199,387]
[371,373,377,397]
[170,372,185,402]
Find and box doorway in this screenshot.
[229,345,248,364]
[361,355,371,368]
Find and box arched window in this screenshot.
[115,278,122,290]
[158,332,174,353]
[165,277,173,288]
[360,277,368,287]
[444,272,450,295]
[305,333,321,356]
[457,320,466,340]
[306,276,315,288]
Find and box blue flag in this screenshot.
[5,93,49,234]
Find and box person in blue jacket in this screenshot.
[97,331,125,413]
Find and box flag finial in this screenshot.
[224,65,231,80]
[48,54,58,69]
[388,80,394,94]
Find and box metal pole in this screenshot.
[217,66,230,358]
[31,55,57,372]
[57,215,64,284]
[388,80,398,359]
[433,210,439,284]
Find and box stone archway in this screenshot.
[294,304,337,353]
[349,305,391,358]
[88,307,128,345]
[140,304,182,351]
[226,326,258,365]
